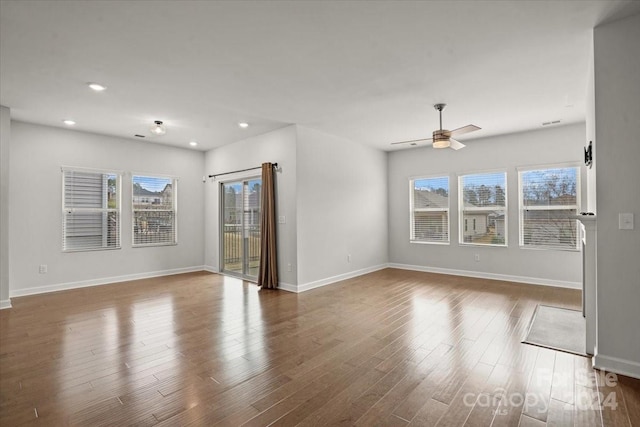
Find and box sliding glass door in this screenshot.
[221,178,261,279]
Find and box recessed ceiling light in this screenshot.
[189,141,198,147]
[87,82,107,92]
[62,119,76,126]
[238,122,249,128]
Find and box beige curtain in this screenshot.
[258,163,278,289]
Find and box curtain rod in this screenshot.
[208,162,278,179]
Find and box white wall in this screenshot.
[204,125,298,288]
[203,125,388,291]
[9,122,205,296]
[0,106,10,307]
[585,33,597,214]
[388,123,587,288]
[593,13,640,378]
[296,126,388,289]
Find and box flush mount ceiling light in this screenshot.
[87,82,107,92]
[238,122,249,128]
[62,119,76,126]
[189,141,198,147]
[150,120,166,135]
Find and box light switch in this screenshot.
[619,213,634,230]
[278,215,286,224]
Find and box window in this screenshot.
[410,176,449,243]
[132,175,177,246]
[459,171,507,246]
[519,166,580,250]
[62,168,120,251]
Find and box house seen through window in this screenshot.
[410,176,449,244]
[132,175,177,246]
[459,171,507,246]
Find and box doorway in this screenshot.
[220,178,262,280]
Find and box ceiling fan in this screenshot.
[391,104,480,150]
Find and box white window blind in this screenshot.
[519,166,580,250]
[459,171,507,246]
[410,176,449,243]
[132,175,177,246]
[62,168,120,251]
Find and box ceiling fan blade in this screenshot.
[450,124,480,137]
[390,137,433,145]
[449,138,466,150]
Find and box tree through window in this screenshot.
[459,171,507,246]
[519,166,580,250]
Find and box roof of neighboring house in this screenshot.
[525,194,577,206]
[133,183,172,197]
[414,189,501,211]
[413,190,448,209]
[465,212,490,218]
[133,184,161,197]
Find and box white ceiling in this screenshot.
[2,1,639,152]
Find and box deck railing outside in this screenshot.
[223,223,260,277]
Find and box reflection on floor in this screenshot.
[1,269,638,426]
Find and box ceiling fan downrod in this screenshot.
[434,103,446,130]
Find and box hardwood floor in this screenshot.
[1,269,638,426]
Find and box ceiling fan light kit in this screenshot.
[432,129,451,149]
[391,103,480,150]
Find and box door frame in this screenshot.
[218,174,261,281]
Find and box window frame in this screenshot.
[458,169,508,247]
[61,166,122,252]
[409,174,450,245]
[518,163,581,251]
[131,173,178,248]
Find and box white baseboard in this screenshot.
[277,282,297,293]
[593,353,640,380]
[9,266,207,298]
[296,264,389,293]
[203,266,295,292]
[203,265,219,274]
[387,263,581,289]
[6,262,580,300]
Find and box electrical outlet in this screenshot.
[474,254,480,262]
[287,263,292,272]
[39,264,48,274]
[278,216,286,224]
[347,254,351,263]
